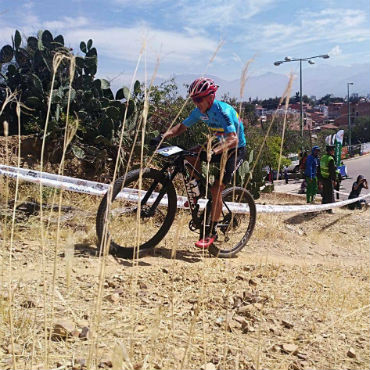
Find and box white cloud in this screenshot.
[64,25,218,64]
[175,0,275,30]
[44,16,90,30]
[329,45,342,57]
[244,7,370,53]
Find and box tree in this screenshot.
[346,117,370,144]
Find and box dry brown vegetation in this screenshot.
[1,50,369,370]
[0,183,369,370]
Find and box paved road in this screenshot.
[341,155,370,197]
[274,154,370,200]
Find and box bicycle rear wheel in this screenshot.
[96,168,177,258]
[209,187,256,258]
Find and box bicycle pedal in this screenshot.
[195,236,216,249]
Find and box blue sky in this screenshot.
[1,0,369,92]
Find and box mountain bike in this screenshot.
[96,145,256,258]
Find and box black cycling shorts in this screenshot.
[198,146,246,185]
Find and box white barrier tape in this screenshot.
[0,164,109,196]
[334,189,350,196]
[1,164,369,214]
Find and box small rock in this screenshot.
[75,359,86,367]
[234,315,247,325]
[201,363,217,370]
[237,306,252,316]
[79,327,90,340]
[269,326,281,335]
[134,362,143,370]
[282,343,298,354]
[173,348,184,362]
[244,292,258,303]
[347,347,356,358]
[271,344,281,352]
[98,359,113,368]
[71,329,80,338]
[300,361,309,368]
[107,293,120,303]
[138,281,147,289]
[7,343,22,355]
[242,324,255,334]
[249,278,258,286]
[282,320,294,329]
[296,352,307,360]
[114,288,124,295]
[254,303,263,310]
[52,319,76,340]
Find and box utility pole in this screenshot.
[274,54,330,151]
[347,82,354,156]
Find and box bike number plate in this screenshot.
[156,146,183,157]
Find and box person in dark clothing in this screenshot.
[319,145,336,213]
[335,169,342,200]
[348,175,368,209]
[299,151,308,194]
[283,166,289,184]
[304,146,320,203]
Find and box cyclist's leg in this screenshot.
[195,148,246,248]
[210,148,245,231]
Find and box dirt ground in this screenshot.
[0,181,369,370]
[0,135,369,369]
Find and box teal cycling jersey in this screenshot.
[182,99,246,148]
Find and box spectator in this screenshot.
[283,166,289,184]
[304,146,320,203]
[298,151,308,194]
[335,169,342,200]
[318,145,336,213]
[348,175,368,210]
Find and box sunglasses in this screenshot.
[192,96,205,104]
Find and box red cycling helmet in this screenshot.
[188,77,219,98]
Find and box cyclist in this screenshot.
[150,77,247,248]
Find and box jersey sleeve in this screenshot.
[182,108,200,128]
[218,105,237,134]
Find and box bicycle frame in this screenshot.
[138,151,212,229]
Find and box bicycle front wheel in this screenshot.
[209,187,256,258]
[96,168,177,258]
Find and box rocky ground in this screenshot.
[0,182,369,370]
[0,135,369,369]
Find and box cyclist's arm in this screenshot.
[213,132,238,155]
[163,123,187,139]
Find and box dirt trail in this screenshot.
[0,184,369,370]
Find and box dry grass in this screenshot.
[0,184,369,370]
[1,44,369,370]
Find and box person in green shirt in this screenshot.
[318,145,337,213]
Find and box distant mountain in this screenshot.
[157,63,370,100]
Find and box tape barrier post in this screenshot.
[1,164,369,214]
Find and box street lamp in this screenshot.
[347,82,354,156]
[274,54,330,144]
